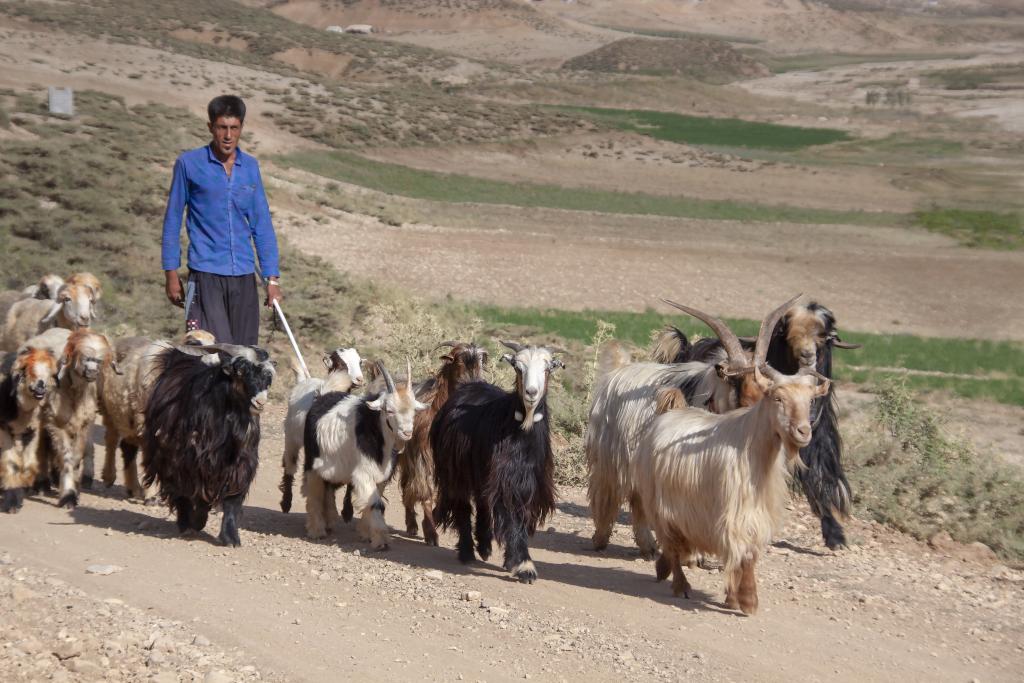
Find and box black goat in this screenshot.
[142,344,274,547]
[651,301,859,549]
[432,341,562,584]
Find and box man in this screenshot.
[161,95,282,345]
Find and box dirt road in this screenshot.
[2,403,1022,682]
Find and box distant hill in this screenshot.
[563,37,769,83]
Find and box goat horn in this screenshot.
[406,358,414,392]
[660,299,746,367]
[378,361,396,394]
[832,339,862,350]
[759,362,784,383]
[433,341,459,350]
[500,340,526,353]
[753,294,802,371]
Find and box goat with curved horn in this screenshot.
[660,299,747,368]
[500,340,526,353]
[378,361,397,395]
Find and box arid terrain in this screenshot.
[2,0,1023,681]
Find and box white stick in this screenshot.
[272,299,310,380]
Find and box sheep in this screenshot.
[584,299,794,558]
[303,361,426,549]
[399,341,488,546]
[1,280,96,351]
[279,346,365,513]
[142,344,275,546]
[23,274,66,301]
[0,346,59,512]
[652,301,861,550]
[431,341,563,584]
[633,308,831,615]
[64,272,102,302]
[40,330,118,509]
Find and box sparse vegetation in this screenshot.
[563,36,768,83]
[550,106,851,150]
[915,207,1024,249]
[847,379,1024,560]
[924,63,1024,90]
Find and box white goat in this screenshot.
[302,361,425,549]
[633,301,830,615]
[41,329,118,508]
[279,347,364,513]
[1,281,96,351]
[584,298,794,558]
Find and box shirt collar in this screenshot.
[206,143,245,165]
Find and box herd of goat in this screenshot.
[0,272,861,615]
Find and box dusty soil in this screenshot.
[2,401,1023,682]
[270,173,1024,342]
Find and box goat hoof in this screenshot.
[424,530,439,547]
[2,488,25,513]
[81,474,93,489]
[654,555,671,582]
[57,492,78,510]
[511,561,537,584]
[591,535,609,552]
[218,531,241,547]
[279,498,291,514]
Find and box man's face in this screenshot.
[208,116,243,158]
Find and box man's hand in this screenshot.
[165,270,185,308]
[265,282,283,309]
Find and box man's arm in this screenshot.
[161,157,189,307]
[250,163,282,307]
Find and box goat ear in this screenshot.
[414,400,429,412]
[500,353,515,367]
[439,354,455,363]
[550,359,565,371]
[111,360,125,376]
[814,377,832,398]
[322,354,332,371]
[366,396,384,412]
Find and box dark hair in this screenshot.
[207,95,246,123]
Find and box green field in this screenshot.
[470,305,1024,407]
[275,150,902,226]
[749,51,974,74]
[915,207,1024,250]
[549,106,851,150]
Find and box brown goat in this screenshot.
[399,341,488,545]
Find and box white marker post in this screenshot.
[272,299,310,380]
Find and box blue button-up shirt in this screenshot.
[161,144,280,277]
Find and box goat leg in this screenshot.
[121,442,145,500]
[2,487,25,513]
[278,472,293,513]
[496,501,537,584]
[820,514,848,551]
[192,501,210,532]
[101,424,118,488]
[174,496,194,533]
[421,499,439,547]
[473,493,493,561]
[404,504,419,537]
[218,494,243,547]
[453,499,475,564]
[341,484,354,523]
[628,490,659,560]
[737,556,759,615]
[588,471,620,552]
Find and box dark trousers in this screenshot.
[187,270,260,345]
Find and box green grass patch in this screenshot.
[585,23,762,44]
[924,63,1024,90]
[549,106,850,150]
[275,150,900,226]
[915,207,1024,250]
[470,305,1024,406]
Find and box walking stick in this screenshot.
[271,298,310,380]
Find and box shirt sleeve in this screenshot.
[249,162,280,278]
[160,156,189,271]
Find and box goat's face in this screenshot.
[59,331,114,383]
[502,345,564,429]
[34,274,65,301]
[368,380,427,442]
[325,347,364,388]
[442,342,488,383]
[50,283,96,329]
[13,347,58,402]
[223,353,275,414]
[65,272,102,302]
[783,303,836,369]
[756,369,830,455]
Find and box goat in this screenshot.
[584,299,793,557]
[400,341,488,546]
[303,361,426,549]
[183,329,216,346]
[64,272,102,303]
[634,302,831,615]
[40,330,118,508]
[23,274,66,301]
[279,346,365,513]
[652,301,860,549]
[1,281,96,352]
[0,347,59,512]
[98,336,168,501]
[432,341,562,584]
[142,344,275,546]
